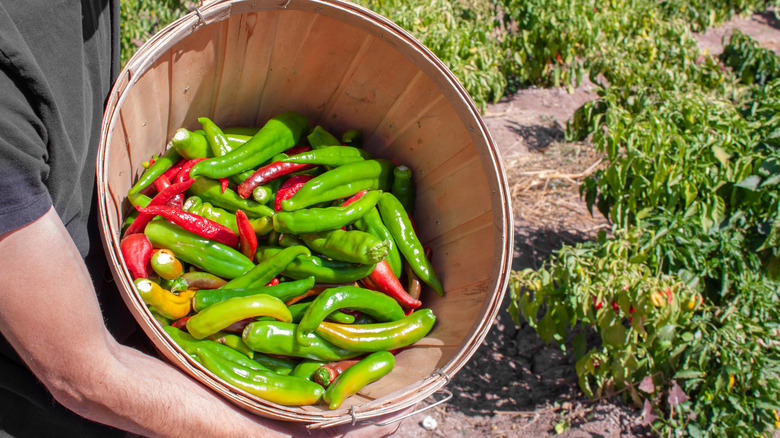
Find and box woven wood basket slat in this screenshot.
[97,0,513,427]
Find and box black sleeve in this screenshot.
[0,8,53,235]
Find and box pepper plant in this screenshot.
[511,28,780,437]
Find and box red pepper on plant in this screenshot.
[136,204,240,248]
[238,161,316,199]
[274,174,315,212]
[235,209,258,260]
[120,233,153,279]
[124,178,195,237]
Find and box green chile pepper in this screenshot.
[144,220,254,279]
[123,192,152,231]
[281,146,371,167]
[322,351,394,410]
[221,245,311,290]
[252,185,273,204]
[341,129,362,147]
[184,197,272,236]
[189,177,274,218]
[194,347,324,406]
[376,192,443,296]
[280,159,395,211]
[199,117,232,157]
[391,165,415,215]
[192,129,253,150]
[163,326,270,372]
[282,253,375,284]
[172,128,212,159]
[253,354,298,375]
[296,285,405,346]
[186,293,292,339]
[189,111,308,179]
[315,308,437,352]
[273,190,381,234]
[128,147,182,195]
[242,321,362,362]
[354,206,402,278]
[192,277,316,312]
[287,301,356,324]
[307,125,341,149]
[208,331,255,359]
[275,233,305,248]
[299,229,388,265]
[291,360,326,381]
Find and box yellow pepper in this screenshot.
[134,278,192,320]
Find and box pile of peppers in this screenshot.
[119,111,443,409]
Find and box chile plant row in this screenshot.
[119,111,440,409]
[511,24,780,438]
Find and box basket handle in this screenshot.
[355,389,453,427]
[307,387,453,430]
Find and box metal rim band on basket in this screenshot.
[306,370,453,429]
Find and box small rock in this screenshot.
[421,415,438,431]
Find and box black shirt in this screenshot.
[0,1,135,435]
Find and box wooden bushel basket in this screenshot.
[96,0,513,427]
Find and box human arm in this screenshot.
[0,207,297,437]
[0,207,409,437]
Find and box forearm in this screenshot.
[56,335,291,437]
[0,209,293,437]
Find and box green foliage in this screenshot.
[512,19,780,438]
[119,0,191,67]
[353,0,506,111]
[722,29,780,86]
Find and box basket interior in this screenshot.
[98,0,512,425]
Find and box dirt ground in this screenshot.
[392,10,780,438]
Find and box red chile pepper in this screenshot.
[161,158,185,182]
[119,233,153,279]
[341,190,367,207]
[283,145,313,156]
[174,158,207,183]
[219,177,230,194]
[124,178,195,237]
[154,174,171,193]
[237,161,317,199]
[136,204,239,248]
[171,316,191,330]
[314,358,361,387]
[274,174,314,212]
[363,259,421,310]
[235,209,257,260]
